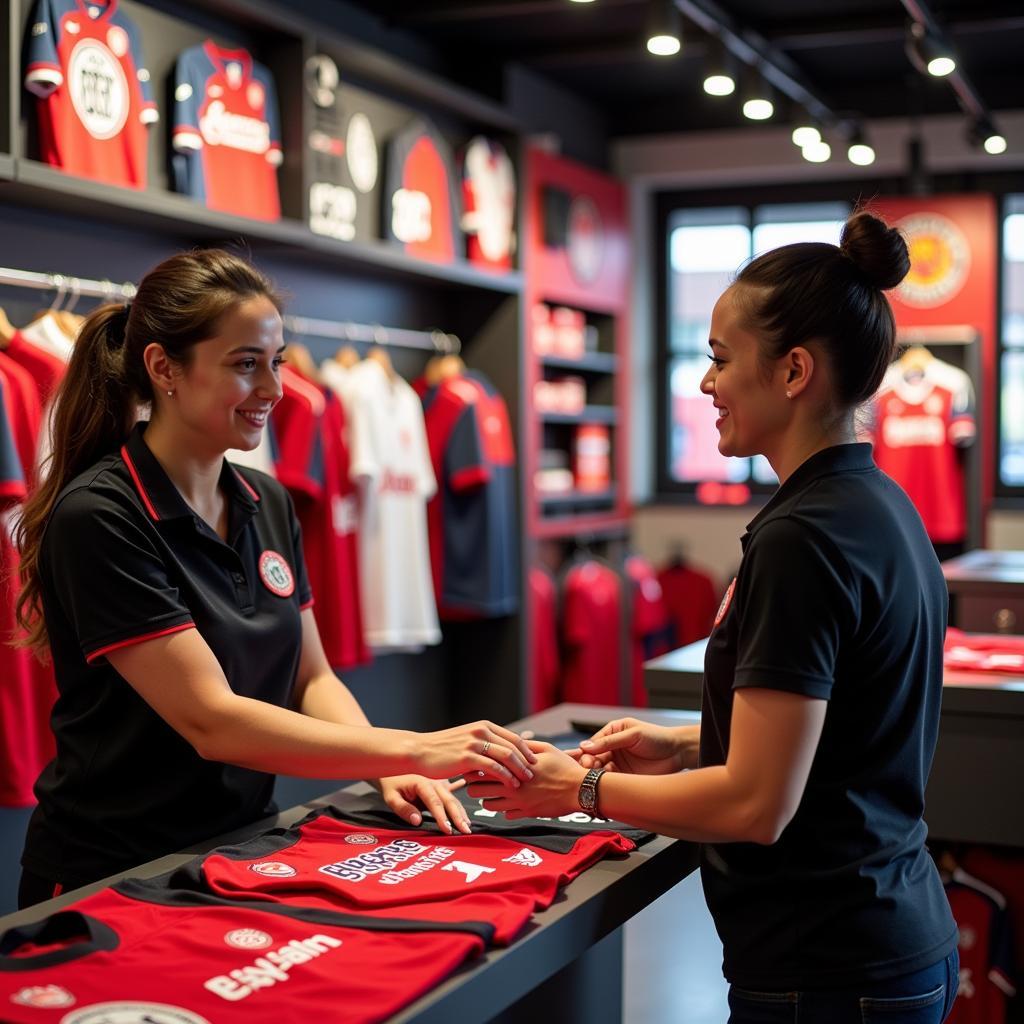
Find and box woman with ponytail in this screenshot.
[15,249,536,908]
[475,212,960,1022]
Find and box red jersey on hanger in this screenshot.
[626,555,672,707]
[529,565,560,712]
[657,561,718,647]
[561,560,623,706]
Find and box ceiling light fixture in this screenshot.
[702,36,736,96]
[906,20,956,78]
[740,67,773,121]
[791,111,820,148]
[647,0,682,57]
[968,116,1008,155]
[802,139,831,163]
[847,129,876,166]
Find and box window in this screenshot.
[660,201,849,498]
[1000,198,1024,489]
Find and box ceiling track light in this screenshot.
[791,110,820,148]
[967,117,1007,156]
[702,35,736,97]
[847,128,876,166]
[801,138,831,163]
[905,20,956,78]
[647,0,682,57]
[740,66,773,121]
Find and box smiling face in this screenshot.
[700,286,791,459]
[165,295,285,455]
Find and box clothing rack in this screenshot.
[0,266,137,305]
[284,314,461,355]
[0,266,461,354]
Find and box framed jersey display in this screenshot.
[24,0,159,188]
[171,40,283,220]
[460,135,516,271]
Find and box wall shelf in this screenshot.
[540,406,618,426]
[539,489,616,509]
[539,352,618,374]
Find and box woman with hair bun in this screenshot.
[14,248,536,909]
[474,211,959,1021]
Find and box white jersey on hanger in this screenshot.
[346,358,440,649]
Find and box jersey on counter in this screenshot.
[172,40,282,220]
[420,371,518,619]
[871,359,975,543]
[272,364,368,670]
[346,359,440,649]
[384,118,461,263]
[198,806,634,945]
[945,869,1016,1024]
[24,0,158,188]
[944,627,1024,674]
[562,560,623,706]
[0,877,488,1024]
[461,136,516,271]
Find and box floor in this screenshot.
[0,782,730,1023]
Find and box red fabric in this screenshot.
[403,135,455,263]
[944,628,1024,674]
[0,885,485,1023]
[561,561,622,706]
[529,565,560,712]
[0,354,42,484]
[201,811,634,946]
[961,847,1024,988]
[625,556,671,707]
[273,366,368,670]
[657,562,718,646]
[5,332,66,407]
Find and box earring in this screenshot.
[166,390,174,397]
[786,390,793,399]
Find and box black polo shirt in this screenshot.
[701,443,957,990]
[23,422,313,886]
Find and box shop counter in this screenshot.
[645,639,1024,848]
[942,548,1024,634]
[0,704,699,1024]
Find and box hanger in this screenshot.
[284,342,322,384]
[898,345,934,375]
[364,328,395,379]
[436,353,466,381]
[0,306,16,348]
[335,344,360,369]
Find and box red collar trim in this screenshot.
[120,445,160,521]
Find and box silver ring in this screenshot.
[481,740,491,756]
[478,770,486,777]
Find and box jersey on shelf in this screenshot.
[24,0,159,189]
[384,117,462,263]
[304,54,380,242]
[460,136,516,271]
[172,40,283,221]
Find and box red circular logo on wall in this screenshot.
[258,550,295,598]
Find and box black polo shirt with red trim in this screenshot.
[23,422,313,886]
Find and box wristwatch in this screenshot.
[578,766,606,815]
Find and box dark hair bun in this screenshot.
[839,211,910,291]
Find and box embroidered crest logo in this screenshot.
[714,577,736,629]
[249,861,297,878]
[258,550,295,597]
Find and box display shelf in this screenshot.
[3,159,522,294]
[535,286,623,319]
[540,406,618,426]
[538,489,616,509]
[540,352,618,374]
[533,515,630,541]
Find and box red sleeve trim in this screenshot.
[450,465,490,492]
[300,598,315,611]
[120,445,160,520]
[86,621,195,664]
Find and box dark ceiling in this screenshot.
[339,0,1024,137]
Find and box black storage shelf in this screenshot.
[539,489,616,509]
[539,352,618,375]
[540,406,618,425]
[1,159,522,294]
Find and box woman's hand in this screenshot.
[575,718,691,775]
[466,742,586,820]
[377,775,472,835]
[415,721,538,787]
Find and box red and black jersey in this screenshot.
[24,0,158,188]
[529,565,561,712]
[420,370,518,618]
[626,555,672,707]
[0,876,489,1023]
[195,806,635,945]
[384,118,461,263]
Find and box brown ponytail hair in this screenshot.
[15,248,281,656]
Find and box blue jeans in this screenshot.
[727,949,959,1023]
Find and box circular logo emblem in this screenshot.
[258,550,295,598]
[68,39,129,140]
[106,26,128,58]
[344,833,377,845]
[12,986,75,1009]
[896,213,970,308]
[347,112,378,194]
[567,195,604,285]
[305,54,339,108]
[224,928,273,950]
[714,577,736,629]
[249,860,297,877]
[59,1004,210,1024]
[247,81,265,110]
